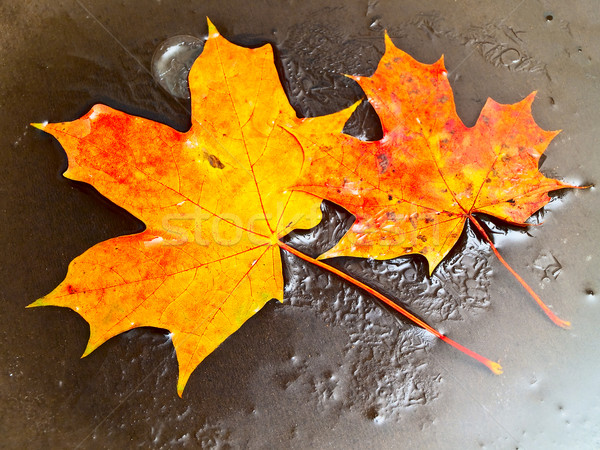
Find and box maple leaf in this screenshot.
[290,32,577,327]
[29,20,352,396]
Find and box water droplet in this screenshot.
[369,18,383,31]
[152,35,205,99]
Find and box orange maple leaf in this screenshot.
[29,20,351,396]
[290,32,578,327]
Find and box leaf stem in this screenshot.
[468,215,570,329]
[278,240,503,375]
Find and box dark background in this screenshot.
[1,1,598,448]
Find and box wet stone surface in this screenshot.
[283,202,493,421]
[1,0,599,448]
[277,20,382,118]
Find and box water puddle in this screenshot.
[151,35,205,99]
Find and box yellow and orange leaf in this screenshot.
[30,20,352,396]
[290,32,577,325]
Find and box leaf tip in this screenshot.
[524,91,538,107]
[315,248,339,261]
[30,122,48,131]
[206,17,220,39]
[176,372,191,398]
[427,264,435,277]
[426,254,443,277]
[81,345,93,359]
[337,99,363,126]
[436,53,447,71]
[26,298,44,308]
[383,29,395,51]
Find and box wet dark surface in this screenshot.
[1,1,599,448]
